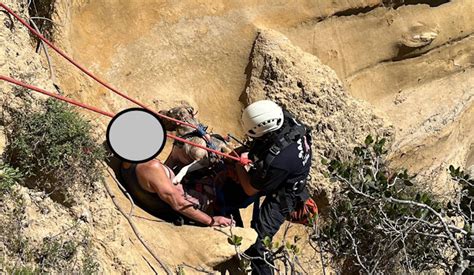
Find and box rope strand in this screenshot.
[0,2,198,130]
[1,76,245,163]
[0,3,248,164]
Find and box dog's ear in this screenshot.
[186,106,195,117]
[158,109,177,131]
[221,145,233,154]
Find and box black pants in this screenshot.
[244,192,297,275]
[216,180,256,227]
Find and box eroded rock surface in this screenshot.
[242,29,394,200]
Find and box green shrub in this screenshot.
[36,237,77,270]
[320,135,472,273]
[0,193,32,271]
[4,98,105,204]
[0,162,23,196]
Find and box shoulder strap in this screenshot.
[250,110,311,177]
[262,111,308,171]
[173,131,198,147]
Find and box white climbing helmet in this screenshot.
[241,100,284,138]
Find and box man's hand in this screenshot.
[240,152,252,171]
[212,216,234,227]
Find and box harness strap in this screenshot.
[173,124,216,147]
[197,124,219,153]
[173,131,199,147]
[260,120,309,177]
[277,176,310,215]
[196,124,208,137]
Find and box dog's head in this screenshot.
[158,105,199,135]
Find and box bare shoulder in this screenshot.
[137,160,165,181]
[139,159,163,170]
[137,160,175,194]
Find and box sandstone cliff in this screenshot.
[1,0,473,273]
[242,29,393,200]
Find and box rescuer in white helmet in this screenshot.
[234,100,312,275]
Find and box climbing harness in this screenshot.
[0,3,250,165]
[171,124,222,163]
[196,124,218,150]
[250,110,311,177]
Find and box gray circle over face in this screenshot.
[107,109,165,162]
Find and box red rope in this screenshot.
[0,3,248,164]
[1,76,245,164]
[1,76,115,117]
[0,2,197,130]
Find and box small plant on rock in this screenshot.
[4,97,105,205]
[225,221,307,274]
[0,162,23,197]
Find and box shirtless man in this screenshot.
[120,160,233,227]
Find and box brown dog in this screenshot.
[159,105,233,183]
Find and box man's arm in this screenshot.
[235,162,289,196]
[143,162,231,226]
[235,163,259,196]
[156,183,213,225]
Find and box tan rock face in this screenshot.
[2,0,473,273]
[53,0,385,139]
[1,1,257,273]
[282,0,474,198]
[242,29,394,199]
